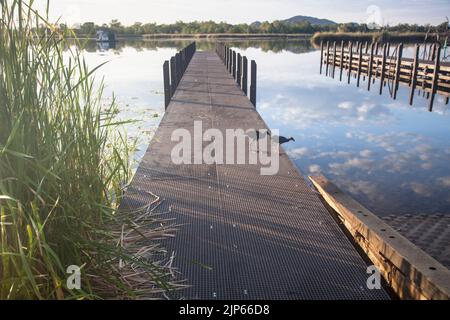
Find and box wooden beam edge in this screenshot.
[309,174,450,300]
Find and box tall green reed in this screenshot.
[0,0,177,299]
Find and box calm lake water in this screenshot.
[78,39,450,217]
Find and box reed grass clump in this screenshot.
[0,0,177,299]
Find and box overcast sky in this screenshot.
[34,0,449,26]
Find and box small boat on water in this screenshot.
[96,30,116,43]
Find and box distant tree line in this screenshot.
[62,19,449,36]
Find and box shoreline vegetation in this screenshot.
[75,31,449,46]
[76,33,312,41]
[70,18,448,45]
[0,0,177,299]
[76,31,448,46]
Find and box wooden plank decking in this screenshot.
[120,50,390,300]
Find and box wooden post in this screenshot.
[379,43,387,95]
[228,48,232,73]
[357,43,363,87]
[170,56,176,96]
[222,44,225,63]
[355,42,360,79]
[422,65,428,96]
[347,42,353,84]
[232,51,237,79]
[163,61,171,110]
[320,41,324,74]
[431,43,437,61]
[332,41,337,79]
[373,42,378,84]
[226,46,229,65]
[367,43,374,90]
[339,40,344,81]
[429,43,441,112]
[250,60,257,107]
[242,56,248,95]
[225,46,228,67]
[181,50,186,73]
[237,53,242,86]
[363,42,369,81]
[409,44,420,105]
[175,53,183,87]
[393,43,403,99]
[325,41,330,76]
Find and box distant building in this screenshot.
[96,30,116,42]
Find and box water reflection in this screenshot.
[76,38,314,54]
[318,42,450,112]
[96,41,116,51]
[77,39,450,216]
[228,43,450,216]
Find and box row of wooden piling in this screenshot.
[163,42,196,109]
[216,43,257,107]
[320,40,450,111]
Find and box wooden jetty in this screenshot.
[320,41,450,111]
[120,43,450,300]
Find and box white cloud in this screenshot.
[309,164,321,173]
[360,149,373,158]
[438,177,450,188]
[408,182,432,197]
[338,101,353,110]
[288,147,309,158]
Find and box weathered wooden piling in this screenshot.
[373,42,378,84]
[242,56,248,95]
[379,43,387,95]
[250,60,257,107]
[356,44,363,87]
[175,52,182,86]
[332,41,337,79]
[225,46,228,67]
[237,53,242,86]
[347,42,353,84]
[339,41,344,81]
[320,41,324,74]
[325,41,330,76]
[393,43,403,100]
[228,48,232,73]
[367,43,374,90]
[170,56,176,96]
[429,43,441,112]
[163,61,171,109]
[409,44,420,105]
[232,51,237,79]
[181,50,186,73]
